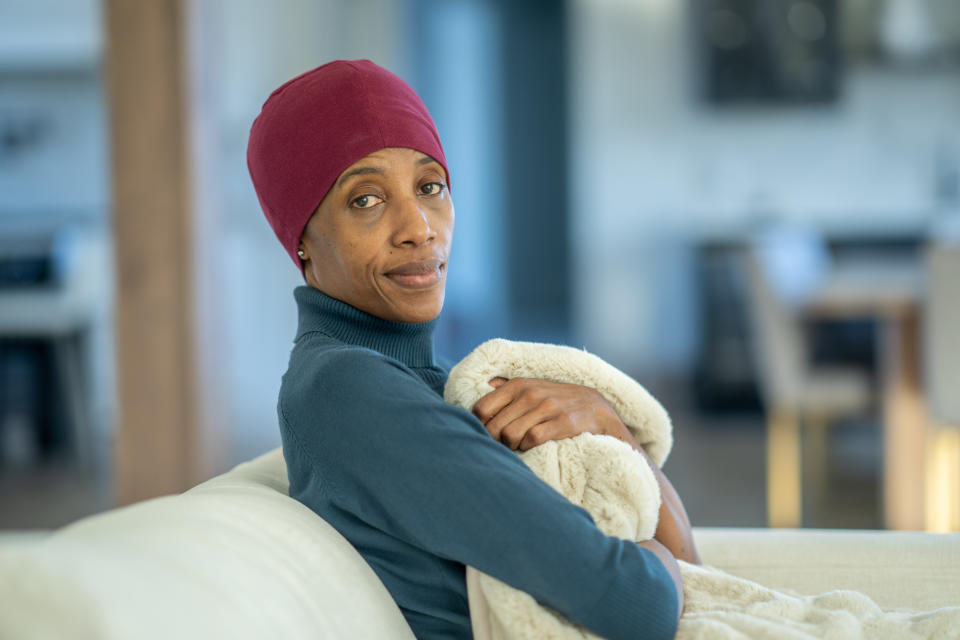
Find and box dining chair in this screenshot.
[744,230,874,528]
[924,243,960,532]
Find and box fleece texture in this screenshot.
[444,338,673,466]
[445,339,960,640]
[445,339,669,640]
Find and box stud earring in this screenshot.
[297,249,306,259]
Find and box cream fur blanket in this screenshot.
[444,339,960,640]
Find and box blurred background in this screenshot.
[1,0,958,533]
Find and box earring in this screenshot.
[297,249,306,259]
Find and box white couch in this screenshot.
[2,448,958,639]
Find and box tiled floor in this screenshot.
[659,375,882,530]
[666,409,882,530]
[0,453,113,530]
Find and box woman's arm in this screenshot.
[474,377,701,565]
[637,538,685,622]
[285,351,681,640]
[609,421,701,565]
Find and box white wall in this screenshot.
[568,0,960,376]
[0,0,106,219]
[0,0,113,465]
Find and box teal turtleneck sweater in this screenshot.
[279,286,678,640]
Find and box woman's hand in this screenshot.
[474,376,701,565]
[471,377,625,451]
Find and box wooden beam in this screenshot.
[106,0,216,504]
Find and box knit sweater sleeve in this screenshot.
[280,346,679,640]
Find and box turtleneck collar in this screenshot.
[293,285,438,369]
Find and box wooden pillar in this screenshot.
[105,0,224,504]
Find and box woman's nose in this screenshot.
[391,197,435,247]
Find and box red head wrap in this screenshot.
[246,59,449,270]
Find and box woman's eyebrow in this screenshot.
[337,156,437,187]
[337,166,384,186]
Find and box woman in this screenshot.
[247,59,697,640]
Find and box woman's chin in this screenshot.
[389,292,445,324]
[375,274,445,323]
[399,302,444,324]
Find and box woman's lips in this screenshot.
[384,260,444,289]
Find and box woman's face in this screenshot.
[299,147,454,324]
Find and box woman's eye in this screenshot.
[351,194,383,209]
[420,182,444,196]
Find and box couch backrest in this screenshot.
[0,448,415,640]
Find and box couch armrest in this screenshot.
[0,449,415,640]
[693,526,960,610]
[0,531,50,546]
